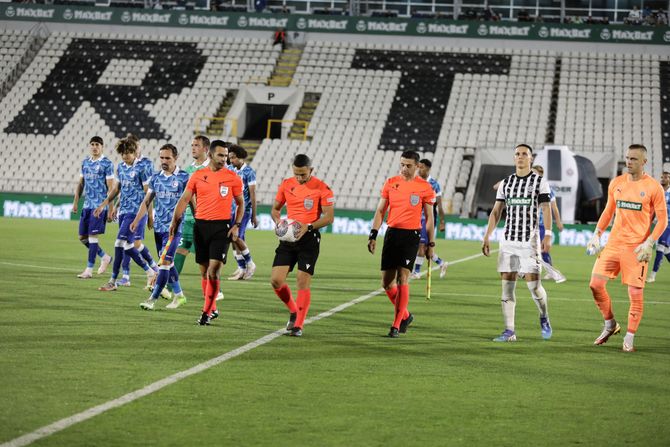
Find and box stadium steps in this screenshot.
[661,61,670,165]
[204,90,238,136]
[268,47,303,87]
[289,92,320,140]
[0,25,49,99]
[545,57,562,144]
[239,139,261,162]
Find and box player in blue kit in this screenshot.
[117,133,158,287]
[72,136,114,279]
[647,171,670,283]
[410,159,448,279]
[226,144,258,280]
[95,137,157,291]
[131,143,190,310]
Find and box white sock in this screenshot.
[502,280,517,331]
[527,280,548,318]
[605,318,616,330]
[414,256,424,272]
[624,332,635,345]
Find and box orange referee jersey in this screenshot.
[186,166,243,220]
[382,175,436,230]
[597,173,668,246]
[275,176,334,224]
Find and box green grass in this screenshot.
[0,217,669,446]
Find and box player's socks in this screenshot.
[589,276,613,320]
[97,246,106,258]
[138,243,157,269]
[87,237,100,269]
[384,286,409,319]
[151,266,170,299]
[273,284,298,313]
[431,254,444,265]
[121,250,131,274]
[652,249,664,272]
[541,252,552,265]
[413,256,424,274]
[111,244,124,280]
[392,284,410,329]
[627,286,644,334]
[201,278,208,299]
[501,280,517,331]
[204,279,219,314]
[235,253,246,270]
[174,252,186,275]
[295,289,311,329]
[241,248,253,265]
[124,247,149,270]
[526,280,548,318]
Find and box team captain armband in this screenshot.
[538,193,551,203]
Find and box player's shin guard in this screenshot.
[295,289,311,329]
[169,266,183,295]
[501,280,517,331]
[590,276,613,320]
[151,266,170,299]
[87,236,99,268]
[384,286,409,319]
[274,284,298,313]
[123,243,149,270]
[627,286,644,334]
[111,240,124,280]
[138,244,156,269]
[413,256,424,274]
[526,280,548,318]
[392,284,410,329]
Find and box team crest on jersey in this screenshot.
[219,184,229,197]
[129,171,135,178]
[304,198,314,210]
[640,191,645,197]
[410,194,420,206]
[172,181,178,188]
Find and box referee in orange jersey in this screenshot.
[270,154,335,337]
[170,140,244,326]
[368,150,436,338]
[586,144,667,352]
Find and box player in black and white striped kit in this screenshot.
[482,144,553,342]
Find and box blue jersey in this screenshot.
[80,155,114,209]
[117,160,150,216]
[148,168,190,233]
[229,163,257,212]
[665,189,670,224]
[422,176,442,223]
[136,156,156,179]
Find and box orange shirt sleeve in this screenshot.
[381,179,390,200]
[232,174,243,198]
[423,183,436,206]
[651,183,668,240]
[596,177,617,233]
[274,180,286,205]
[186,171,198,194]
[320,183,335,207]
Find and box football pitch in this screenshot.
[1,217,669,446]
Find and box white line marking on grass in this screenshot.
[0,262,74,272]
[1,251,490,447]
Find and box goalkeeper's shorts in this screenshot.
[592,243,648,288]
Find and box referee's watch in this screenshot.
[427,241,436,247]
[232,222,241,228]
[307,223,314,232]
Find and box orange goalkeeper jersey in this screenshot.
[597,173,668,246]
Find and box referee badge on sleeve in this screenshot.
[304,198,314,210]
[219,184,229,197]
[410,194,420,206]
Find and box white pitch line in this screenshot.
[1,252,490,447]
[0,261,75,272]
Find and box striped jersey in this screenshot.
[80,155,114,210]
[496,172,551,242]
[147,168,190,233]
[117,160,150,216]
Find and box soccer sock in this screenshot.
[392,284,410,329]
[111,242,124,280]
[413,256,424,274]
[124,245,149,271]
[241,248,252,264]
[384,286,409,319]
[235,253,246,270]
[295,289,311,329]
[542,252,553,265]
[80,238,90,249]
[201,278,208,298]
[151,266,170,299]
[501,279,517,331]
[431,254,443,265]
[207,279,219,313]
[169,266,182,294]
[526,280,548,318]
[590,276,613,320]
[121,249,131,274]
[174,252,186,275]
[652,249,664,272]
[138,244,157,269]
[87,236,99,268]
[273,284,298,313]
[627,286,644,334]
[97,246,106,258]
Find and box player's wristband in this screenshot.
[232,222,241,228]
[427,241,436,247]
[544,229,551,236]
[369,229,378,240]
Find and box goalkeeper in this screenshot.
[269,154,334,337]
[586,144,667,352]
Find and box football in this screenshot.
[275,219,302,242]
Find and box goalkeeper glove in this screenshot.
[586,231,602,256]
[634,237,655,262]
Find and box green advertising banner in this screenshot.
[1,4,669,45]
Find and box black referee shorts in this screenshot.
[272,230,321,276]
[194,219,231,265]
[381,227,421,271]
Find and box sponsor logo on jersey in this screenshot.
[616,200,642,211]
[506,197,532,206]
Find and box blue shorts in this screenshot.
[539,225,546,240]
[135,214,148,240]
[658,226,670,248]
[117,213,144,242]
[238,210,252,240]
[79,208,107,236]
[419,217,428,245]
[154,231,181,263]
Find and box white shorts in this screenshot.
[497,239,541,274]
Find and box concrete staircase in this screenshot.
[204,90,238,137]
[268,47,302,87]
[289,92,320,140]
